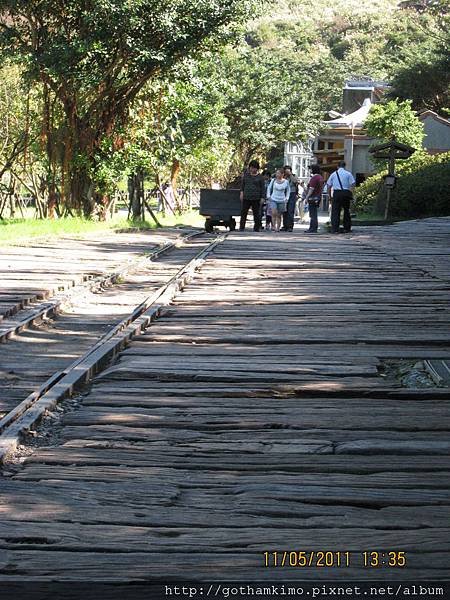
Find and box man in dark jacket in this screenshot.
[239,160,264,231]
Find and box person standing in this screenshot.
[304,164,324,233]
[267,168,290,232]
[282,165,298,232]
[327,161,356,233]
[297,181,306,222]
[239,160,265,231]
[261,169,273,230]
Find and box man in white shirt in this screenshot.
[327,161,356,233]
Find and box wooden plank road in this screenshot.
[0,219,449,582]
[0,229,202,419]
[0,228,183,321]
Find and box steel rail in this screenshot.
[0,232,226,462]
[0,229,204,343]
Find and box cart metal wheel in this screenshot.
[205,219,214,233]
[229,218,236,231]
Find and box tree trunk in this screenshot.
[59,100,99,218]
[128,172,144,220]
[47,188,57,219]
[171,159,183,213]
[96,193,111,221]
[170,157,180,188]
[70,165,95,217]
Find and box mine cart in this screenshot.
[199,189,241,232]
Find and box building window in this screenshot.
[318,140,325,151]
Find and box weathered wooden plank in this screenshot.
[1,483,449,529]
[136,330,450,345]
[79,394,450,412]
[60,404,450,425]
[58,424,450,447]
[59,410,450,430]
[124,340,450,359]
[97,369,391,388]
[180,485,450,508]
[0,521,449,553]
[13,465,450,497]
[101,366,381,381]
[2,549,450,580]
[23,447,450,472]
[1,219,449,583]
[117,358,380,373]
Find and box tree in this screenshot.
[388,0,450,112]
[210,0,411,180]
[0,0,440,219]
[0,62,49,218]
[121,67,232,216]
[364,100,425,149]
[209,33,345,179]
[389,49,450,113]
[0,0,260,216]
[0,63,30,215]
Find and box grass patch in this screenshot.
[352,212,392,226]
[158,210,203,228]
[353,212,385,221]
[0,210,203,245]
[0,216,138,245]
[352,211,410,225]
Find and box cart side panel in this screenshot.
[199,189,241,216]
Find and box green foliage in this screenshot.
[0,63,41,174]
[0,216,153,244]
[0,0,260,214]
[91,137,127,195]
[0,0,446,219]
[0,0,260,84]
[214,0,423,177]
[387,3,450,113]
[387,12,450,114]
[123,70,233,186]
[355,150,450,218]
[209,16,348,177]
[365,100,425,149]
[112,0,423,186]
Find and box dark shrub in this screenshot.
[355,151,450,218]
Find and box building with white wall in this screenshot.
[314,97,376,179]
[419,111,450,154]
[284,79,389,182]
[284,79,449,185]
[283,139,314,183]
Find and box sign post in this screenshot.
[369,140,415,220]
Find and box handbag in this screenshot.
[308,175,322,206]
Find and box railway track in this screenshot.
[0,218,448,584]
[0,230,225,461]
[0,228,182,323]
[0,230,200,341]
